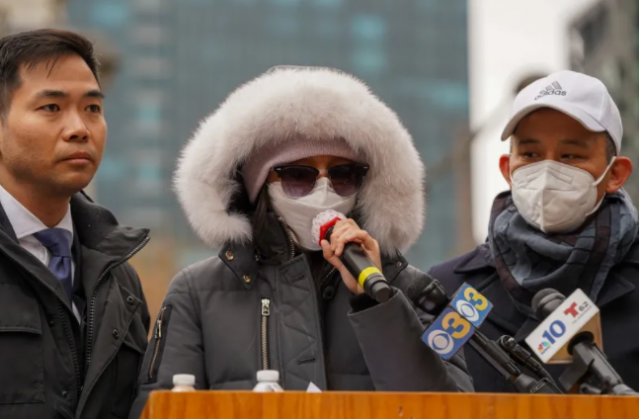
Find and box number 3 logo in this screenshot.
[464,287,488,311]
[441,312,471,338]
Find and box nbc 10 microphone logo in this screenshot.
[450,283,493,328]
[422,307,474,360]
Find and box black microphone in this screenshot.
[532,289,637,395]
[312,210,391,303]
[408,274,563,394]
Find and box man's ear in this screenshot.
[606,156,633,193]
[499,154,512,188]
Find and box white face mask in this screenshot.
[268,178,357,251]
[510,158,615,234]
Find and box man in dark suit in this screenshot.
[430,70,638,393]
[0,29,150,418]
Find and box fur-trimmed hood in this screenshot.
[174,66,426,255]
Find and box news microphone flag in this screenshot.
[525,289,602,364]
[449,283,493,328]
[422,284,493,360]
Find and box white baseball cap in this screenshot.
[501,70,623,154]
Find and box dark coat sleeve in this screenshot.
[348,264,474,392]
[128,268,207,419]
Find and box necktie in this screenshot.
[33,228,73,302]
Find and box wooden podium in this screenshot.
[141,391,638,419]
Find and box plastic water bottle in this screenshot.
[172,374,196,392]
[253,370,284,392]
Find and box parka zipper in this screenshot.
[148,306,167,380]
[59,302,81,403]
[260,298,271,370]
[320,267,337,289]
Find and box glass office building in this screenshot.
[66,0,470,272]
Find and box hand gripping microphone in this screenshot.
[407,275,562,394]
[528,289,637,395]
[311,210,391,303]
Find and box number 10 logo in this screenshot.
[541,320,567,345]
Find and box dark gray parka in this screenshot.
[129,66,474,418]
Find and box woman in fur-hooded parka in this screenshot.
[129,66,472,418]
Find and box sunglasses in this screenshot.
[273,164,370,198]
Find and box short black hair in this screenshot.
[0,29,99,117]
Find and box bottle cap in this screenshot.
[173,374,196,386]
[256,370,279,382]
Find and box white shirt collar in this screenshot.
[0,183,74,242]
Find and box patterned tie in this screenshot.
[33,228,73,302]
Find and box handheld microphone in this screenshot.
[528,288,637,395]
[407,275,562,394]
[311,210,391,303]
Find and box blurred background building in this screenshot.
[570,0,639,204]
[63,0,470,317]
[0,0,66,34]
[1,0,636,317]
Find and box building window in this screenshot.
[351,48,387,75]
[314,19,340,39]
[311,0,343,8]
[271,0,301,6]
[351,15,386,42]
[133,154,164,194]
[137,102,162,123]
[132,90,164,135]
[201,42,226,63]
[133,25,169,45]
[90,2,130,28]
[425,81,469,111]
[132,57,171,78]
[266,14,299,36]
[134,0,168,12]
[96,155,127,182]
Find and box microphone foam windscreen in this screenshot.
[406,274,437,303]
[311,210,346,246]
[531,289,558,313]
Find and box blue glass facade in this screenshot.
[66,0,469,271]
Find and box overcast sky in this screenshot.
[468,0,600,242]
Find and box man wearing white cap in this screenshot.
[430,70,638,393]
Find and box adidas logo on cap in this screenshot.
[502,70,623,155]
[534,81,567,100]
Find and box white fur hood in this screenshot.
[174,66,426,255]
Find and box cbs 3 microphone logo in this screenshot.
[423,285,493,359]
[426,308,473,358]
[453,285,490,326]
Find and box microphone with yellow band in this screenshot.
[312,210,391,303]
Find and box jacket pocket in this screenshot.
[146,304,173,384]
[111,315,147,418]
[0,284,45,404]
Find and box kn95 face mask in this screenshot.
[510,158,615,233]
